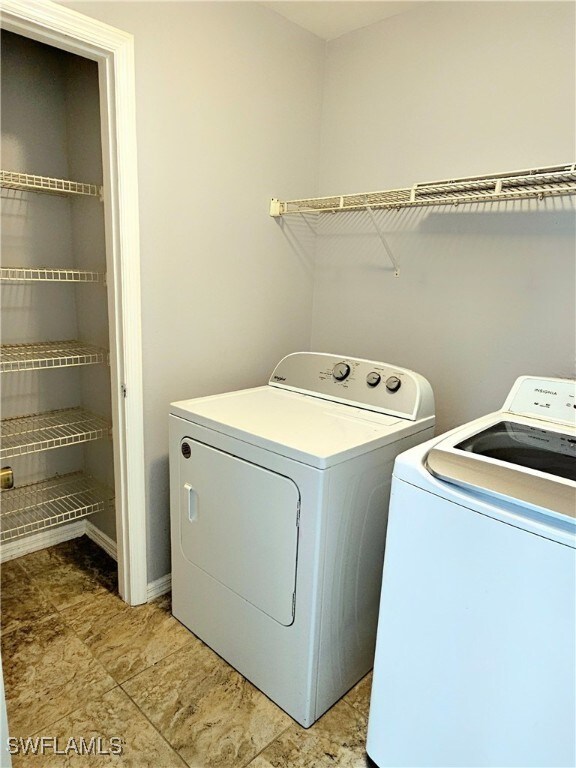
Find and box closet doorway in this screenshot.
[1,0,147,605]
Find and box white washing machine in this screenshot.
[367,375,576,767]
[169,352,434,727]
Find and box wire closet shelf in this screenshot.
[0,472,114,543]
[0,170,102,198]
[0,267,104,283]
[1,407,111,460]
[270,163,576,216]
[0,341,107,373]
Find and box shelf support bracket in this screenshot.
[365,206,400,277]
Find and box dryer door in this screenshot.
[179,438,300,626]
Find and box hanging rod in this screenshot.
[0,170,103,198]
[270,163,576,216]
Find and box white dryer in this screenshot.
[367,375,576,767]
[169,352,434,727]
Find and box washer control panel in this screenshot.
[269,352,434,420]
[504,376,576,427]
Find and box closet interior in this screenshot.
[0,31,117,569]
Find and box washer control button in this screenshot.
[333,362,351,381]
[385,376,402,393]
[366,372,381,387]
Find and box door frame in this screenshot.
[1,0,148,605]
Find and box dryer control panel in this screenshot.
[269,352,434,421]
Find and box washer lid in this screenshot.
[170,386,426,468]
[425,413,576,523]
[424,376,576,522]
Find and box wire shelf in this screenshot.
[1,407,111,459]
[0,170,102,198]
[0,266,104,283]
[1,340,107,373]
[270,163,576,215]
[0,471,114,543]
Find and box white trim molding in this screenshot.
[0,521,86,563]
[85,521,118,561]
[147,573,172,602]
[0,520,117,563]
[1,0,148,605]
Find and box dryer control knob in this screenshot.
[386,376,402,393]
[366,372,381,387]
[333,362,351,381]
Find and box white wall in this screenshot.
[65,1,325,581]
[311,1,576,431]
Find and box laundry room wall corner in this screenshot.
[312,0,576,433]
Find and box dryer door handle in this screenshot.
[184,482,199,522]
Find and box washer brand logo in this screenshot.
[535,388,558,395]
[273,375,286,382]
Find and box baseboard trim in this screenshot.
[84,521,118,561]
[1,521,169,605]
[147,573,171,601]
[0,521,86,563]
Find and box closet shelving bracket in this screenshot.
[365,206,399,277]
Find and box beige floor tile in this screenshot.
[1,558,28,584]
[29,565,112,611]
[343,673,373,718]
[1,565,57,634]
[10,687,188,768]
[2,613,117,736]
[123,640,293,768]
[61,593,194,683]
[60,589,133,642]
[3,538,374,768]
[7,543,71,578]
[247,699,371,768]
[15,536,118,611]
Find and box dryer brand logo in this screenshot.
[535,388,558,395]
[273,375,286,382]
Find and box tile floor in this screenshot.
[1,536,375,767]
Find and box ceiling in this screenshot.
[260,1,424,41]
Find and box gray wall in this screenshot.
[1,33,115,534]
[2,31,115,539]
[65,1,325,581]
[311,1,576,431]
[62,1,575,582]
